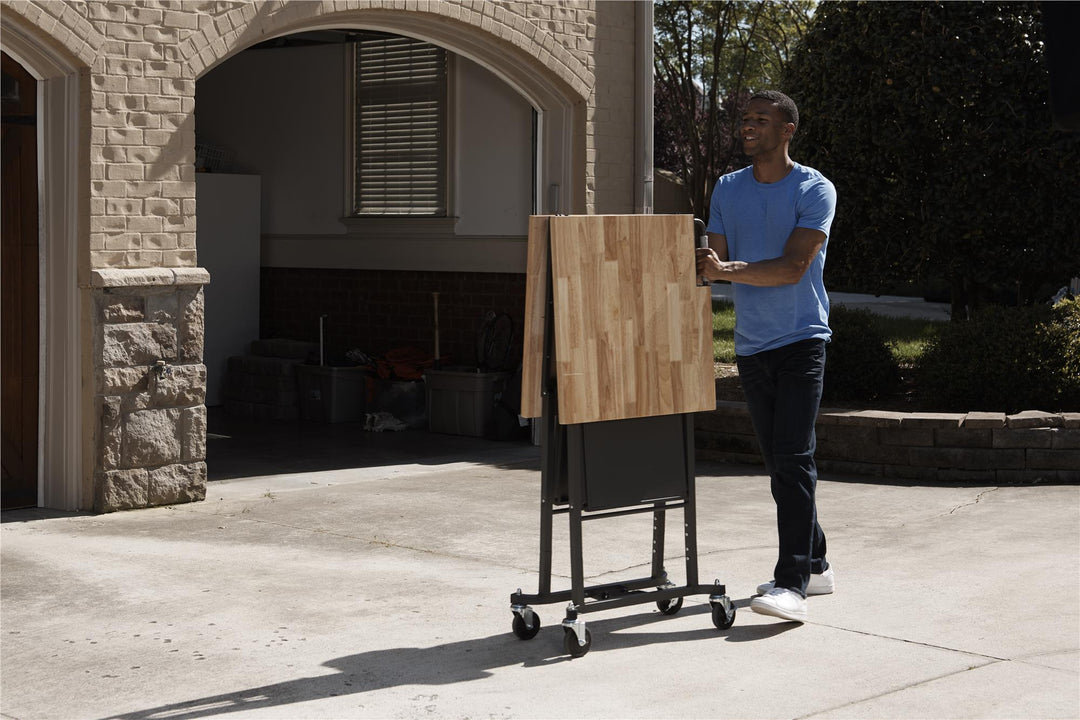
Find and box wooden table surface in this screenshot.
[521,214,716,424]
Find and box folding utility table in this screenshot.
[510,215,736,658]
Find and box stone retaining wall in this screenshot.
[696,399,1080,483]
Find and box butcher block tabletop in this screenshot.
[521,214,716,424]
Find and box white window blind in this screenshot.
[354,33,448,216]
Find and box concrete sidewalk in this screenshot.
[2,444,1077,719]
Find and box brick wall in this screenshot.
[3,0,612,270]
[1,0,638,511]
[697,397,1080,483]
[589,0,637,213]
[260,268,527,371]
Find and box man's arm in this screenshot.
[695,227,826,287]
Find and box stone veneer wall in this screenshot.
[696,397,1080,483]
[93,268,209,511]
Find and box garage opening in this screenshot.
[195,29,542,479]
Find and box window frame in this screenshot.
[344,31,455,224]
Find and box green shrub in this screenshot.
[915,302,1080,413]
[1053,297,1080,403]
[823,306,903,403]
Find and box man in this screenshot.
[696,90,836,623]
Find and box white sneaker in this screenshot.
[750,587,807,623]
[756,566,834,596]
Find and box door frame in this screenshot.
[1,22,86,510]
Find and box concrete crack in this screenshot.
[812,622,1011,663]
[795,622,1031,720]
[796,660,1003,720]
[944,487,1000,516]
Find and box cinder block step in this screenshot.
[224,351,305,419]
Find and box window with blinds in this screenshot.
[353,33,448,216]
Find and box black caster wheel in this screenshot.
[656,595,684,616]
[711,601,736,630]
[512,611,541,640]
[563,626,592,658]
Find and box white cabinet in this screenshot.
[197,174,261,407]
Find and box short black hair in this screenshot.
[750,90,799,132]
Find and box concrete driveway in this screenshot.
[2,440,1077,719]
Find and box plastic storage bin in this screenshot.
[295,365,371,423]
[425,369,511,438]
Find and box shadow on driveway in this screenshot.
[101,603,795,720]
[206,407,537,481]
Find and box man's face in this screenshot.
[740,99,794,157]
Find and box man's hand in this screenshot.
[696,247,730,282]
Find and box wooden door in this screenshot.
[2,52,40,510]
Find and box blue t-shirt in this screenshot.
[706,163,837,356]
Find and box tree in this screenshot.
[783,1,1080,316]
[654,0,813,218]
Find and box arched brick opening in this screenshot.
[187,5,591,461]
[184,4,591,99]
[182,4,590,215]
[0,1,106,71]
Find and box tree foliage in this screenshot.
[654,0,813,218]
[783,1,1080,316]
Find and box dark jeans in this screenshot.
[736,338,828,598]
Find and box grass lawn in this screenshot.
[711,300,738,364]
[875,312,946,365]
[711,300,944,367]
